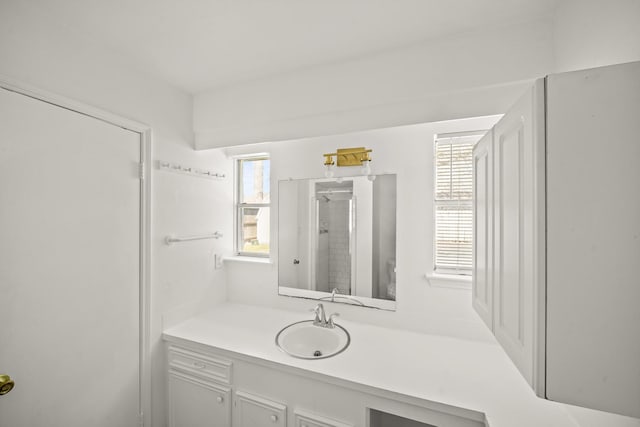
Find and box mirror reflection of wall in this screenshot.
[278,174,396,310]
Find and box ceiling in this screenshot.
[22,0,558,94]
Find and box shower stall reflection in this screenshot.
[278,174,397,310]
[315,181,354,295]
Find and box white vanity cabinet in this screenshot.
[166,341,485,427]
[166,344,360,427]
[234,391,287,427]
[472,61,640,418]
[167,346,233,427]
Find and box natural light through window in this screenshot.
[434,132,483,276]
[237,156,270,257]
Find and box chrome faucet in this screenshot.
[311,303,339,328]
[312,303,327,326]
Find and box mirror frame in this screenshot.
[277,174,397,311]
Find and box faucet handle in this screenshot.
[309,306,321,324]
[328,313,340,328]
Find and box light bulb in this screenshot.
[325,163,334,178]
[361,160,371,175]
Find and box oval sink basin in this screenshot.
[275,320,350,359]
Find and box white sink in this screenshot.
[275,320,350,359]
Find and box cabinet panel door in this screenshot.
[169,371,231,427]
[472,130,494,329]
[492,85,537,388]
[234,391,287,427]
[546,61,640,418]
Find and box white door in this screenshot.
[278,180,300,288]
[472,129,493,330]
[0,88,141,426]
[546,61,640,418]
[491,83,538,389]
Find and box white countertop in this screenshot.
[162,303,610,427]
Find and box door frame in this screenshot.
[0,75,152,427]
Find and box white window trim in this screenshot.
[425,272,472,290]
[234,154,271,258]
[223,255,273,264]
[429,130,486,289]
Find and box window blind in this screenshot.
[434,133,482,274]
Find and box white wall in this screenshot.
[222,115,502,342]
[0,3,229,427]
[553,0,640,73]
[194,18,554,148]
[193,1,640,151]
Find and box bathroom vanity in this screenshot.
[163,304,583,427]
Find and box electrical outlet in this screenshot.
[214,253,223,270]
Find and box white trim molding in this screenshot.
[425,272,472,290]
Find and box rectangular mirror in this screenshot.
[278,174,397,310]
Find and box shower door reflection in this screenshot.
[314,181,354,294]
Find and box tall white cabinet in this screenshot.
[472,61,640,419]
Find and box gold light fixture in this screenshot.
[323,147,372,167]
[323,147,373,178]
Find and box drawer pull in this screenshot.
[216,396,224,404]
[192,362,206,369]
[270,414,278,422]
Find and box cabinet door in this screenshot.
[169,370,231,427]
[546,61,640,418]
[492,80,545,391]
[472,129,494,329]
[234,391,287,427]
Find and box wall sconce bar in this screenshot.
[323,147,372,167]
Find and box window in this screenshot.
[236,156,270,257]
[433,132,483,276]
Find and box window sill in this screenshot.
[223,256,273,265]
[425,272,472,290]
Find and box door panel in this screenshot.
[472,130,493,329]
[0,88,141,426]
[492,85,536,388]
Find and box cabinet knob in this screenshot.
[216,396,223,403]
[192,362,206,369]
[270,414,278,422]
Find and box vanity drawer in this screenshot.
[168,345,232,385]
[294,409,353,427]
